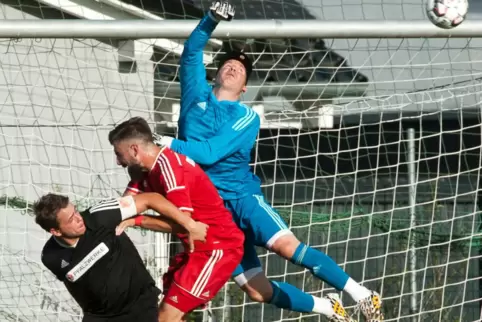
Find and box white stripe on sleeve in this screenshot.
[89,196,138,220]
[232,106,256,132]
[158,153,180,191]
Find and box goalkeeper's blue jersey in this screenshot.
[169,13,262,200]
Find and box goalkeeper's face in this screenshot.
[52,203,86,238]
[217,59,247,94]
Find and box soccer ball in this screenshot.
[426,0,468,29]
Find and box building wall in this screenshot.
[0,3,158,321]
[304,0,482,123]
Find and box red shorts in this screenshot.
[162,247,243,313]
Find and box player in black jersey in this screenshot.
[34,192,208,322]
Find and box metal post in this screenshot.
[407,128,418,321]
[155,233,162,288]
[0,20,481,38]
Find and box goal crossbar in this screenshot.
[2,19,482,38]
[155,81,369,100]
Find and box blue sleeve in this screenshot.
[170,107,260,166]
[180,12,219,112]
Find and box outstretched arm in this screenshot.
[91,193,207,251]
[179,12,218,110]
[131,193,202,236]
[167,107,260,165]
[115,215,184,235]
[180,2,234,111]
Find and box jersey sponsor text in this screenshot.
[66,242,109,282]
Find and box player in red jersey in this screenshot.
[108,117,244,322]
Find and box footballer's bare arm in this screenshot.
[116,216,185,235]
[90,193,207,250]
[128,193,208,251]
[131,193,205,235]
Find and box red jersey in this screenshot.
[126,147,244,252]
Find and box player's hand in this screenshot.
[187,221,209,252]
[116,218,135,235]
[209,1,235,21]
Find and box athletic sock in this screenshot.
[291,243,349,290]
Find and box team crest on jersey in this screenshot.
[65,242,109,282]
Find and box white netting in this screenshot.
[0,0,481,322]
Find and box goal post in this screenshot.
[0,19,482,38]
[0,6,482,322]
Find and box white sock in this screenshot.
[343,278,371,303]
[311,295,335,317]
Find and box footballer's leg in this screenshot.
[159,253,190,322]
[161,248,243,321]
[246,193,384,321]
[227,200,354,322]
[157,303,185,322]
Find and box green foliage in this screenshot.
[2,194,480,321]
[277,204,481,251]
[3,194,478,251]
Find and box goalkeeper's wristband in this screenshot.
[134,215,144,226]
[207,10,220,23]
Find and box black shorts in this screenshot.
[83,307,158,322]
[83,286,160,322]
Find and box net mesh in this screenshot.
[0,0,481,321]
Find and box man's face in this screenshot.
[216,59,247,93]
[113,140,140,168]
[51,203,86,238]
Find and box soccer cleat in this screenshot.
[325,293,357,322]
[355,290,384,321]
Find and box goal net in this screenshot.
[0,1,481,322]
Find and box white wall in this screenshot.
[0,3,160,321]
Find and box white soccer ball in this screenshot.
[426,0,468,29]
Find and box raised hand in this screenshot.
[210,1,235,21]
[116,218,135,235]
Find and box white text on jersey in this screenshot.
[66,242,109,282]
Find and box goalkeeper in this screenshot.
[155,2,383,321]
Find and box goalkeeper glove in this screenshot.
[209,1,235,21]
[153,133,174,148]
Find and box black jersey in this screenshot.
[41,198,161,318]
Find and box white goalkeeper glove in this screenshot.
[153,133,174,148]
[209,1,235,21]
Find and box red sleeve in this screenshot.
[158,149,194,212]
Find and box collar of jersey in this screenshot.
[209,90,240,106]
[149,148,165,172]
[53,236,78,248]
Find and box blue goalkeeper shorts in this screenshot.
[224,194,293,285]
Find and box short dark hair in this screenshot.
[33,193,70,232]
[108,117,153,145]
